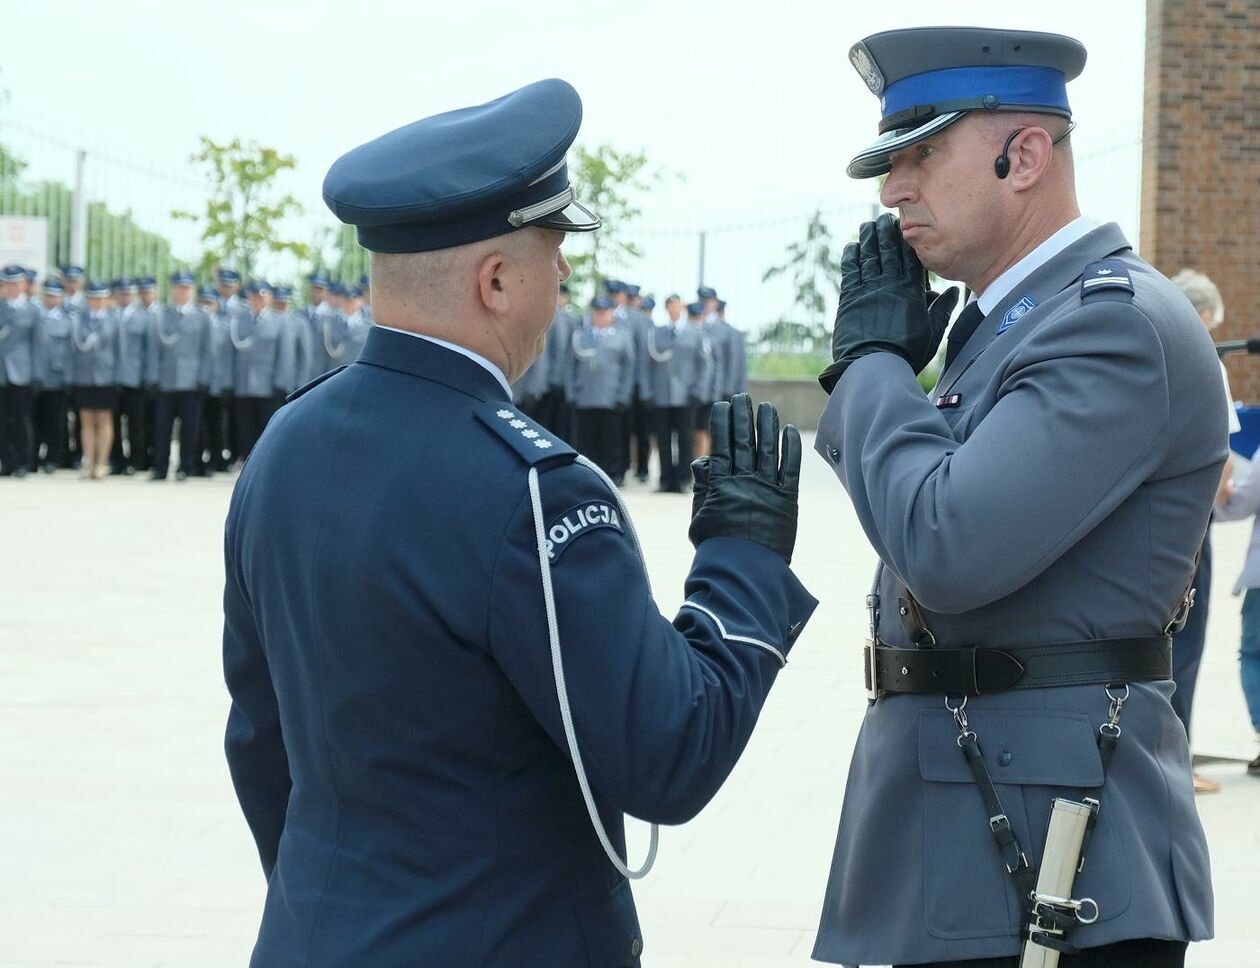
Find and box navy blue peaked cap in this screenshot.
[847,27,1086,178]
[323,78,600,253]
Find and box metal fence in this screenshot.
[0,104,1142,335]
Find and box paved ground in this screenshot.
[1,434,1256,967]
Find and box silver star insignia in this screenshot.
[496,409,514,419]
[533,439,553,449]
[521,429,540,439]
[509,419,527,429]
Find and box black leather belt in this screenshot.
[864,636,1172,701]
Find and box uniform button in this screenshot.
[997,749,1014,767]
[630,937,642,958]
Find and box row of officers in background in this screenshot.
[0,266,371,480]
[511,280,747,491]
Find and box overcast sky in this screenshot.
[1,0,1148,321]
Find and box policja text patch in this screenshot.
[545,502,624,563]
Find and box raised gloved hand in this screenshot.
[818,213,960,393]
[689,394,801,563]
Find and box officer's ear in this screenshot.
[1006,127,1056,192]
[476,250,511,317]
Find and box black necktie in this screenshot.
[943,301,986,371]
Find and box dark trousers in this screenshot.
[110,386,148,471]
[34,388,69,469]
[200,393,232,472]
[0,383,34,475]
[1172,528,1212,738]
[66,398,81,467]
[233,395,278,462]
[152,391,203,478]
[898,937,1187,968]
[540,389,572,441]
[655,405,695,492]
[630,396,654,478]
[574,407,623,480]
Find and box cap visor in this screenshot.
[530,197,601,233]
[846,112,966,179]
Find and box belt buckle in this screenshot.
[864,639,883,702]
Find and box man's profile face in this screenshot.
[591,307,614,329]
[42,293,62,310]
[309,285,326,304]
[880,115,1004,281]
[665,297,682,322]
[172,283,193,306]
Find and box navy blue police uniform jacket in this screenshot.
[223,325,817,967]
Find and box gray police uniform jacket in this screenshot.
[565,325,635,410]
[644,323,713,408]
[546,307,579,393]
[707,318,747,400]
[206,311,236,397]
[33,306,73,389]
[811,223,1219,966]
[511,341,549,403]
[114,304,149,389]
[232,308,283,399]
[273,310,313,394]
[0,299,38,386]
[149,304,211,392]
[70,310,119,387]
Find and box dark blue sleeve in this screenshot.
[222,511,292,877]
[487,461,817,825]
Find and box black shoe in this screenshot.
[1248,752,1260,777]
[635,472,649,483]
[150,471,167,482]
[175,470,188,482]
[612,474,625,486]
[12,466,27,479]
[42,464,56,474]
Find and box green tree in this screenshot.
[173,136,309,279]
[758,210,845,353]
[566,144,658,296]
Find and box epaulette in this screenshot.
[474,401,576,466]
[285,365,348,403]
[1080,259,1135,303]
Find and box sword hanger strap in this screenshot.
[897,585,936,648]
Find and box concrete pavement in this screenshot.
[0,434,1255,966]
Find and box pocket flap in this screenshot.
[576,878,643,967]
[919,708,1103,787]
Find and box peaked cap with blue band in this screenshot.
[323,78,600,253]
[846,27,1086,179]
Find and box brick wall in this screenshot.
[1141,0,1260,402]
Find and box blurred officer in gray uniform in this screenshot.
[200,284,235,473]
[271,285,312,396]
[224,77,815,968]
[149,270,210,481]
[620,283,656,482]
[707,298,747,401]
[300,272,331,382]
[32,277,73,472]
[812,27,1218,968]
[542,281,579,436]
[646,296,712,493]
[566,295,635,482]
[510,316,550,420]
[135,276,162,472]
[231,280,284,461]
[60,265,86,315]
[71,281,119,479]
[108,277,148,474]
[341,284,373,359]
[0,264,38,476]
[358,274,373,323]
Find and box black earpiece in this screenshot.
[994,127,1026,179]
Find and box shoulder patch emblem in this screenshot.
[475,402,575,465]
[545,502,624,562]
[1080,259,1135,300]
[997,294,1039,335]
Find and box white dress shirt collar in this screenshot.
[976,216,1095,316]
[375,325,512,398]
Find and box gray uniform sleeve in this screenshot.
[1215,447,1260,521]
[818,301,1174,613]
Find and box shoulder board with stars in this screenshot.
[474,401,576,465]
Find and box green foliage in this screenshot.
[756,210,847,354]
[173,136,309,279]
[748,351,831,379]
[566,144,657,297]
[0,139,182,286]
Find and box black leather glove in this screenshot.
[818,213,960,393]
[688,393,801,563]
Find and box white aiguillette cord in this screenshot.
[526,455,659,879]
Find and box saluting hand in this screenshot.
[818,213,959,392]
[689,393,801,564]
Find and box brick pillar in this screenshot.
[1141,0,1260,402]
